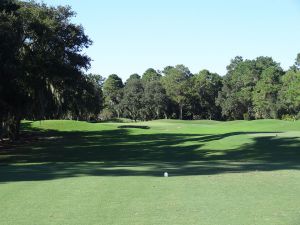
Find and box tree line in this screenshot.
[1,0,300,141]
[103,55,300,122]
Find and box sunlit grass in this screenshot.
[1,119,300,225]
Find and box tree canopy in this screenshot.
[0,0,102,140]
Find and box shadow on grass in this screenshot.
[0,121,300,182]
[118,125,150,129]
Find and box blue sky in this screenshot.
[39,0,300,80]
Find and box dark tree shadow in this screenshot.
[0,121,300,183]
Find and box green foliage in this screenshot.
[281,114,296,121]
[103,74,124,118]
[295,53,300,69]
[253,66,283,119]
[99,108,114,121]
[120,78,144,121]
[0,0,98,140]
[126,73,141,83]
[101,53,300,123]
[217,56,283,120]
[143,81,168,120]
[142,68,161,83]
[0,0,23,140]
[191,70,222,120]
[217,58,254,119]
[243,112,250,120]
[226,56,243,73]
[278,70,300,116]
[162,65,192,119]
[296,112,300,120]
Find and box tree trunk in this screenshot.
[179,105,183,120]
[156,108,160,119]
[1,113,21,141]
[0,119,3,141]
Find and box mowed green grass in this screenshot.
[1,119,300,225]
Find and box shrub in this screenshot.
[99,109,114,121]
[243,113,250,121]
[282,114,296,121]
[296,112,300,120]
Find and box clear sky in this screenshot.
[39,0,300,80]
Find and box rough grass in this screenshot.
[1,119,300,225]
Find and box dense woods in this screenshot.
[103,55,300,122]
[1,0,300,141]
